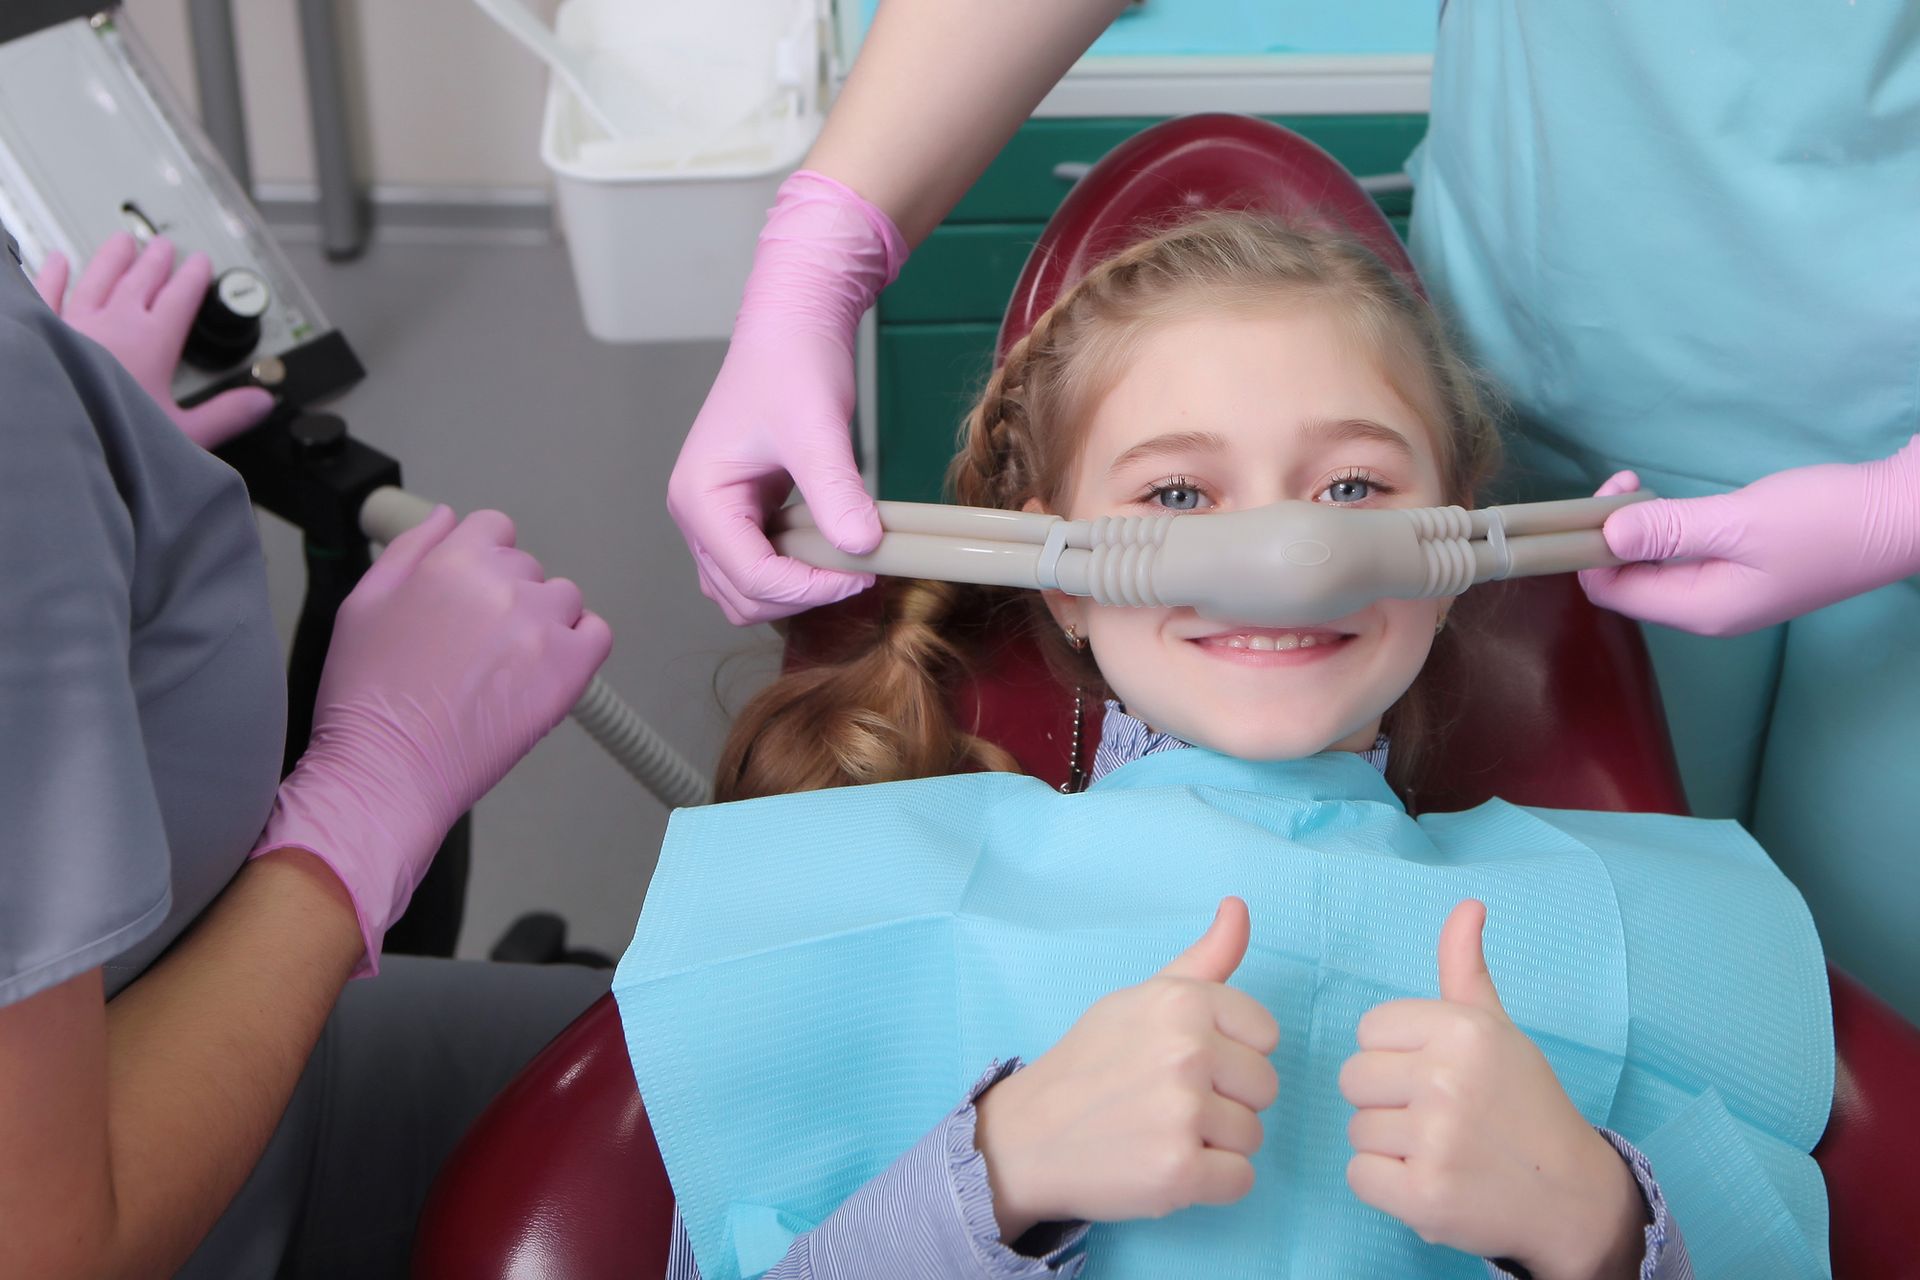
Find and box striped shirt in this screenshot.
[662,709,1690,1279]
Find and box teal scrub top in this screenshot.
[1410,2,1920,1017]
[0,233,284,1006]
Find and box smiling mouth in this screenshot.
[1188,627,1355,654]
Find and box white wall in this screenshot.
[123,0,560,190]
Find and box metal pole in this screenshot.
[296,0,367,260]
[187,0,251,191]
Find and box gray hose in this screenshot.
[571,675,712,809]
[771,492,1655,627]
[358,487,712,809]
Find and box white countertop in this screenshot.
[1029,53,1430,118]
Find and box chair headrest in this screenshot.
[999,113,1422,359]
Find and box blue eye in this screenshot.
[1321,473,1389,505]
[1146,478,1210,512]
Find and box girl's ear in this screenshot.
[1040,588,1088,639]
[1021,497,1090,638]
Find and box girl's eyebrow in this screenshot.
[1303,417,1416,459]
[1105,430,1229,477]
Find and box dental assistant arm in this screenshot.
[0,317,607,1275]
[1580,436,1920,635]
[667,0,1129,625]
[1,859,364,1279]
[808,0,1132,247]
[2,532,602,1280]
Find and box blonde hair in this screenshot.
[717,214,1502,803]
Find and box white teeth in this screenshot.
[1216,632,1329,650]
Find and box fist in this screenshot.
[1339,901,1645,1278]
[973,898,1282,1239]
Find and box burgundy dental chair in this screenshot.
[413,116,1920,1280]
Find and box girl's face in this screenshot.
[1044,304,1451,760]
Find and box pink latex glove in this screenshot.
[34,232,276,448]
[1580,435,1920,636]
[666,170,908,625]
[250,506,614,976]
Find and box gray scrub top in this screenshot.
[0,231,284,1005]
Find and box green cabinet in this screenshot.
[875,113,1425,504]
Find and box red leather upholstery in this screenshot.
[1000,112,1424,362]
[412,991,676,1280]
[415,117,1920,1280]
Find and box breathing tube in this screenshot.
[771,492,1653,627]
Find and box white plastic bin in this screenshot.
[540,0,826,344]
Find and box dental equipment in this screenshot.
[771,492,1655,626]
[360,488,714,810]
[0,13,363,408]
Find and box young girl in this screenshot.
[617,216,1832,1279]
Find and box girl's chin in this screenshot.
[1151,716,1362,761]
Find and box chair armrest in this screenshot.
[1815,964,1920,1280]
[412,993,675,1280]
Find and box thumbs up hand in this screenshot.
[1338,901,1649,1279]
[972,898,1282,1242]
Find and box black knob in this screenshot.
[288,413,348,460]
[183,267,270,370]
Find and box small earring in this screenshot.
[1063,623,1086,651]
[1434,613,1449,635]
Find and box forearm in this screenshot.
[95,849,362,1277]
[808,0,1129,244]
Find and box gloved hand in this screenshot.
[666,170,907,625]
[35,232,276,448]
[1340,901,1646,1280]
[1579,434,1920,636]
[971,898,1281,1240]
[250,506,614,975]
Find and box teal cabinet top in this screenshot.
[848,1,1439,58]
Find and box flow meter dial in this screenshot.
[185,266,270,369]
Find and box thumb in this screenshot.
[174,387,277,449]
[356,503,458,598]
[1437,899,1506,1015]
[787,424,882,555]
[1602,491,1745,565]
[1159,896,1250,984]
[1592,469,1640,500]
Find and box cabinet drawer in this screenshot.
[884,208,1412,331]
[876,323,999,503]
[952,114,1427,224]
[880,224,1045,325]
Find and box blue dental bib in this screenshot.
[615,750,1833,1278]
